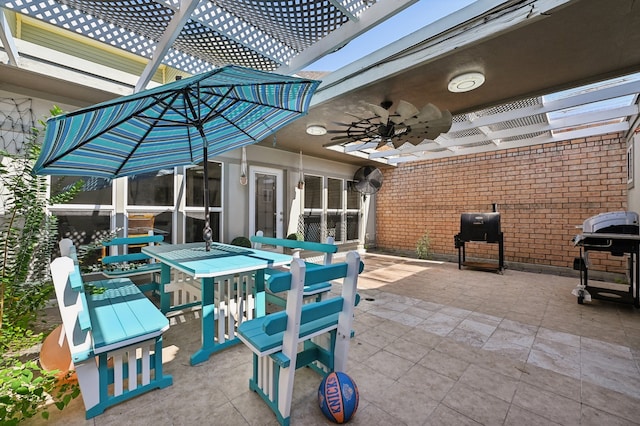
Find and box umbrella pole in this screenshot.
[202,146,212,251]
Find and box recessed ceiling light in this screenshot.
[448,72,485,93]
[306,124,327,136]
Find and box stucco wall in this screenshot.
[376,133,628,273]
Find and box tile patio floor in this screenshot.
[28,253,640,425]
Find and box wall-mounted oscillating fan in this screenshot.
[353,166,383,195]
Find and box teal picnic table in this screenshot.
[142,242,292,365]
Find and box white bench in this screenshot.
[237,251,361,426]
[50,242,173,419]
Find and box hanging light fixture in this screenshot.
[297,151,305,189]
[306,124,327,136]
[240,147,248,185]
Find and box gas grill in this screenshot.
[573,211,640,307]
[454,212,504,272]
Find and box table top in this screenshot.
[142,242,292,278]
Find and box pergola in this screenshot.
[1,0,639,166]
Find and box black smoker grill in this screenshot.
[454,212,504,272]
[572,211,640,307]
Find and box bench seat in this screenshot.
[51,240,172,419]
[85,278,169,354]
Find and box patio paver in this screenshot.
[27,253,640,425]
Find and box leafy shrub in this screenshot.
[0,106,81,422]
[230,236,251,248]
[416,230,431,259]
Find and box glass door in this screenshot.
[249,166,284,239]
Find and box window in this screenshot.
[185,161,223,243]
[303,175,323,242]
[186,211,220,243]
[50,176,112,205]
[128,169,174,206]
[327,178,343,240]
[346,180,361,240]
[302,175,361,243]
[53,210,112,265]
[186,162,222,207]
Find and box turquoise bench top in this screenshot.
[85,278,169,354]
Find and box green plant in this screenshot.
[287,232,302,241]
[0,359,80,424]
[416,230,431,259]
[0,106,81,422]
[230,236,252,248]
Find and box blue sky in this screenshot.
[304,0,476,71]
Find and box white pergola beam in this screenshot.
[388,121,630,164]
[278,0,418,75]
[135,0,203,92]
[0,9,19,65]
[451,80,640,133]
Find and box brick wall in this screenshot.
[376,133,628,273]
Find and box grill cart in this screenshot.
[572,211,640,307]
[454,212,504,273]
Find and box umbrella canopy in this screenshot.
[34,65,320,250]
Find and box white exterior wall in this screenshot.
[0,89,373,249]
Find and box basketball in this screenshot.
[318,371,359,423]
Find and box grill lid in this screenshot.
[581,211,639,234]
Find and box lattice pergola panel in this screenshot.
[502,131,548,143]
[215,0,349,50]
[474,97,542,117]
[488,113,547,131]
[2,0,378,73]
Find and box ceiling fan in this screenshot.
[325,100,452,149]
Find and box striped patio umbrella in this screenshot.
[34,65,320,250]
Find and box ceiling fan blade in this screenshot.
[436,110,453,132]
[409,110,453,131]
[327,129,369,134]
[330,136,361,143]
[392,139,408,149]
[403,104,441,126]
[364,103,389,122]
[416,103,442,121]
[324,139,354,147]
[376,139,389,149]
[392,100,419,123]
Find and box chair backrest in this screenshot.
[251,230,337,262]
[59,238,74,257]
[50,256,93,362]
